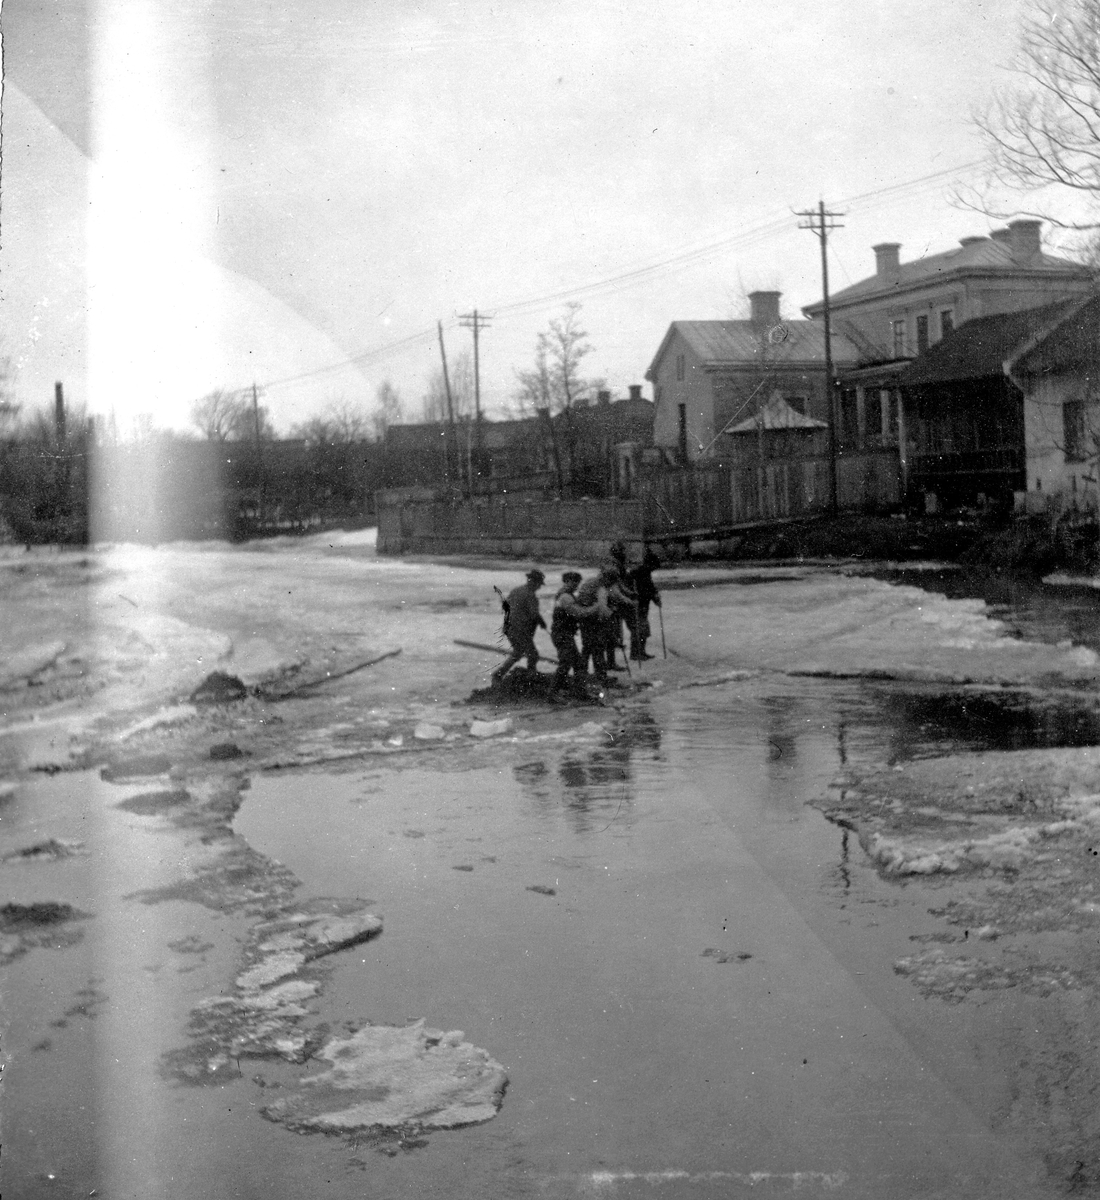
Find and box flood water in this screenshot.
[228,675,1091,1199]
[9,577,1100,1197]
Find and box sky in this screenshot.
[0,0,1056,436]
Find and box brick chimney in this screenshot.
[597,389,611,406]
[1008,219,1042,264]
[748,290,781,326]
[628,384,643,402]
[873,243,901,276]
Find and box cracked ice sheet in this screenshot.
[665,572,1100,684]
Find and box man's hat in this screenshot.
[562,571,582,584]
[527,569,546,584]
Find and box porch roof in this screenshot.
[903,299,1080,386]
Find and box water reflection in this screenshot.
[853,685,1100,763]
[511,710,663,835]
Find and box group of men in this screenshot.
[491,542,662,697]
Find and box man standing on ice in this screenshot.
[492,569,547,684]
[549,571,599,698]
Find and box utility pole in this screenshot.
[437,320,459,491]
[458,309,490,492]
[457,309,490,427]
[797,200,845,515]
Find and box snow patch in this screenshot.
[0,641,66,687]
[470,717,514,738]
[866,825,1042,875]
[117,704,198,741]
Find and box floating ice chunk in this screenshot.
[413,723,445,740]
[260,1019,507,1134]
[469,718,513,738]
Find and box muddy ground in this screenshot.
[6,536,1100,1197]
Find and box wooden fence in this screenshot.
[376,447,901,557]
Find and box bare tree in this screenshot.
[963,0,1100,231]
[192,389,275,443]
[513,333,553,416]
[191,390,241,441]
[372,381,404,441]
[510,303,606,494]
[512,303,604,415]
[421,351,474,423]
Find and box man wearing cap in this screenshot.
[549,571,599,696]
[492,569,547,684]
[575,564,617,682]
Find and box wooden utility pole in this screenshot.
[437,320,459,489]
[458,308,490,486]
[457,309,490,427]
[54,382,66,444]
[797,200,845,515]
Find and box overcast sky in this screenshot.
[1,0,1041,435]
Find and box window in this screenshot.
[916,314,929,354]
[1064,399,1087,463]
[678,403,688,462]
[940,309,954,338]
[675,353,685,382]
[891,319,906,358]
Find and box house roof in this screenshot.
[902,299,1081,387]
[645,319,860,380]
[1006,290,1100,379]
[803,237,1090,315]
[728,391,827,432]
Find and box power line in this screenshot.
[239,159,983,397]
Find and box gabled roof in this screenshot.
[902,299,1080,387]
[645,319,860,380]
[728,390,827,432]
[804,237,1090,316]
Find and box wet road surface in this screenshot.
[230,678,1070,1198]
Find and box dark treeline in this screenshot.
[0,429,384,545]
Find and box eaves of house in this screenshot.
[645,319,860,380]
[901,299,1081,388]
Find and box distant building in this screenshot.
[800,221,1096,507]
[895,300,1085,506]
[645,291,861,463]
[379,389,653,498]
[803,221,1093,362]
[1005,292,1100,510]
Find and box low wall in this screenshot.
[377,497,646,559]
[377,448,902,559]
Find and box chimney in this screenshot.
[54,382,66,443]
[873,243,901,276]
[1009,219,1042,263]
[597,389,611,406]
[990,228,1011,244]
[628,384,643,402]
[748,290,781,326]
